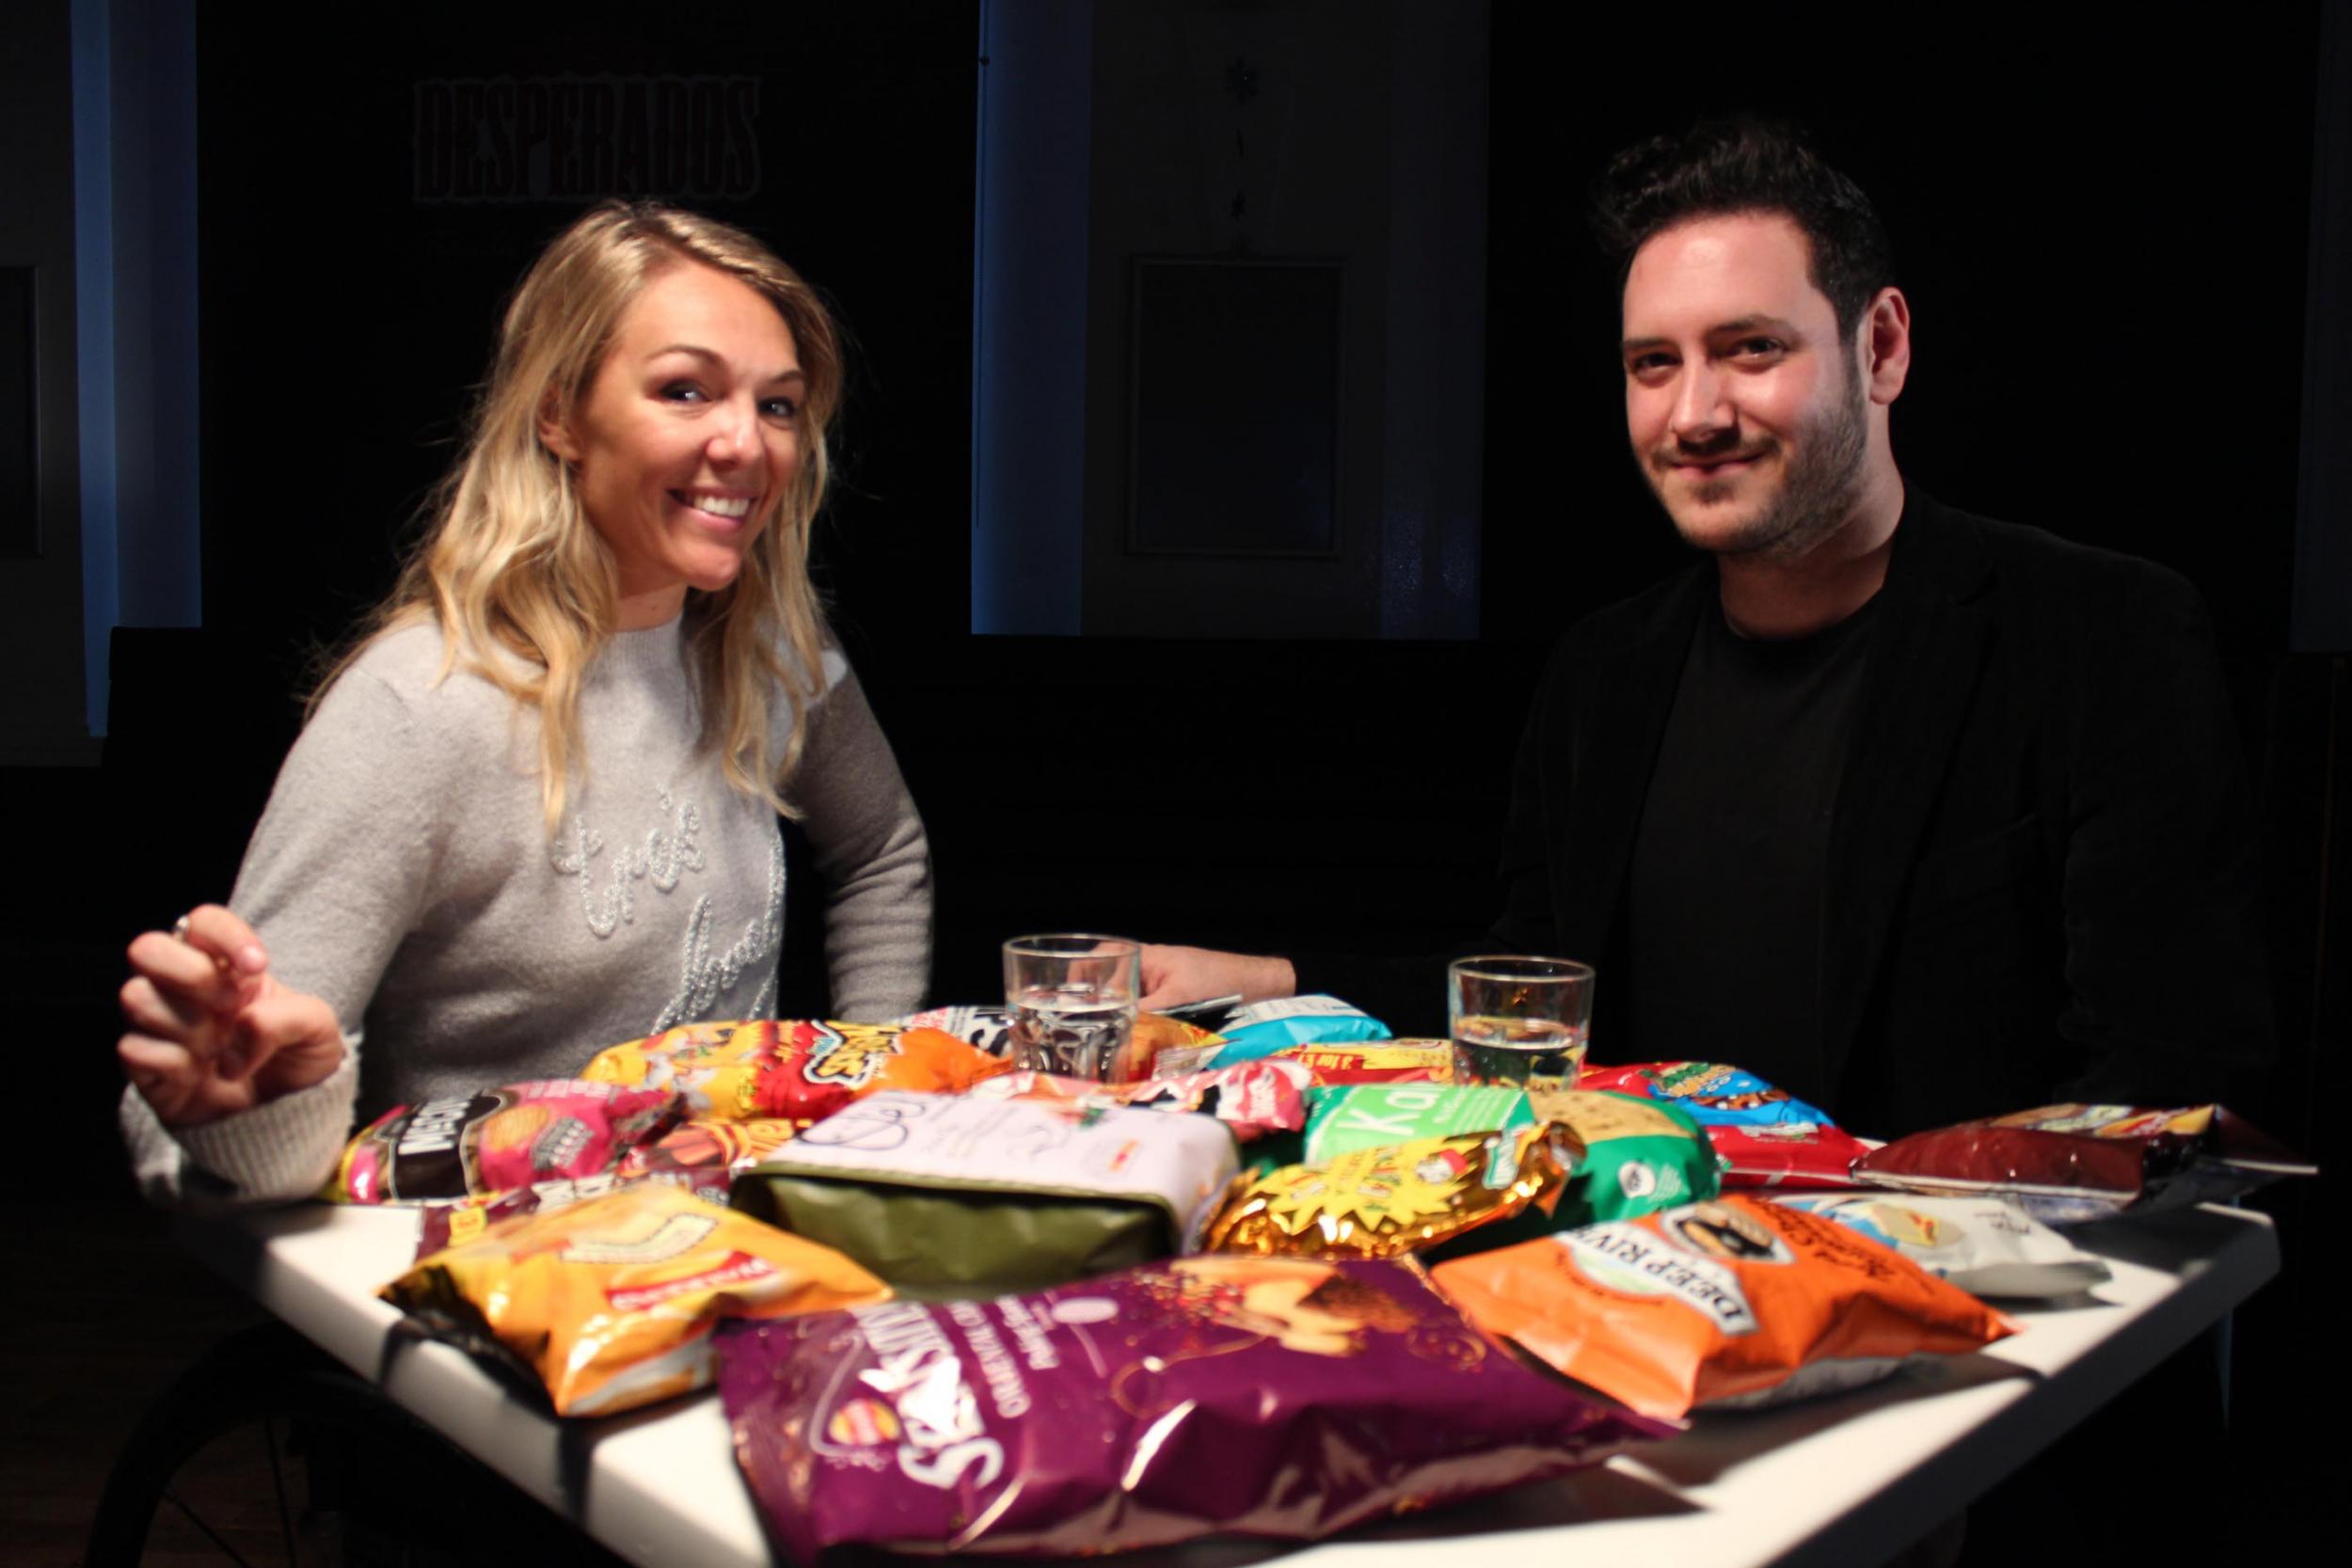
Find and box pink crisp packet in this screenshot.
[718,1256,1670,1558]
[965,1058,1312,1141]
[326,1080,677,1203]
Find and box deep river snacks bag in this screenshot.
[1430,1195,2013,1420]
[383,1182,890,1416]
[732,1091,1240,1295]
[327,1079,677,1203]
[1576,1060,1872,1189]
[1771,1193,2111,1299]
[1851,1102,2316,1225]
[718,1257,1673,1558]
[581,1019,1011,1128]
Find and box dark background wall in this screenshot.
[6,3,2343,1558]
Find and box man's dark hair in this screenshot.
[1591,119,1894,340]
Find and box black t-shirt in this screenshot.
[1621,598,1881,1105]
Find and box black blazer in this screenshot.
[1489,492,2273,1137]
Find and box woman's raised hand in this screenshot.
[118,904,346,1127]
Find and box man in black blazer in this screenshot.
[1145,119,2269,1138]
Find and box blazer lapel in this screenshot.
[1554,571,1708,957]
[1820,497,1996,1088]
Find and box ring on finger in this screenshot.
[170,914,192,942]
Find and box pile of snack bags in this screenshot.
[339,996,2312,1558]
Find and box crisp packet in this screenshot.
[1529,1089,1721,1226]
[1168,1038,1454,1085]
[887,1004,1022,1056]
[326,1080,676,1203]
[1772,1193,2112,1299]
[1851,1102,2316,1226]
[892,1007,1222,1084]
[717,1257,1672,1558]
[1201,1124,1573,1260]
[1301,1083,1534,1163]
[968,1059,1311,1141]
[1192,996,1391,1067]
[413,1166,735,1258]
[1577,1061,1870,1189]
[1430,1195,2014,1419]
[732,1091,1241,1295]
[617,1116,800,1182]
[1579,1060,1837,1127]
[581,1019,1011,1127]
[382,1183,890,1416]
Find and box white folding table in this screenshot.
[172,1199,2276,1568]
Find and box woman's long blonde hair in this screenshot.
[318,201,843,831]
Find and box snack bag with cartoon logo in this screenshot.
[1575,1061,1872,1189]
[1771,1193,2111,1298]
[326,1079,678,1203]
[383,1182,890,1416]
[716,1256,1672,1558]
[1200,1123,1575,1260]
[1429,1195,2013,1419]
[581,1019,1012,1128]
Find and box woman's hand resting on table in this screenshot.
[118,904,346,1127]
[1137,944,1297,1013]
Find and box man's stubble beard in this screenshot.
[1654,361,1870,564]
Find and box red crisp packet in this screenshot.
[1711,1122,1874,1190]
[580,1020,1011,1126]
[1852,1102,2315,1226]
[327,1080,677,1204]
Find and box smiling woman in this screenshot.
[112,202,933,1208]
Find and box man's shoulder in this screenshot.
[1917,498,2203,614]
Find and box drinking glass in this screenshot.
[1002,934,1142,1082]
[1447,956,1596,1090]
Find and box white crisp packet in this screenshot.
[1772,1193,2111,1299]
[886,1004,1021,1056]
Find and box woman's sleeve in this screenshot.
[120,667,445,1208]
[790,661,933,1020]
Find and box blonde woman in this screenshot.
[116,203,931,1207]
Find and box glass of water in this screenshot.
[1003,934,1142,1082]
[1448,956,1595,1091]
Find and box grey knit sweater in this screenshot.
[120,616,932,1208]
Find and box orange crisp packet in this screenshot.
[581,1019,1012,1127]
[1430,1195,2013,1419]
[381,1182,891,1416]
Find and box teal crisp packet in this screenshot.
[1301,1084,1536,1164]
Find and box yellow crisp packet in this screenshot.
[381,1182,890,1417]
[1201,1124,1572,1259]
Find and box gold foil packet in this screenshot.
[1200,1123,1572,1259]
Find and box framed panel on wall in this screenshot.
[1126,256,1342,559]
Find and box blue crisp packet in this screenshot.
[1201,995,1391,1066]
[1578,1061,1836,1130]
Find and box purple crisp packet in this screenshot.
[718,1257,1671,1558]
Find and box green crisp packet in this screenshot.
[1533,1089,1718,1225]
[1301,1084,1536,1164]
[1415,1089,1720,1265]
